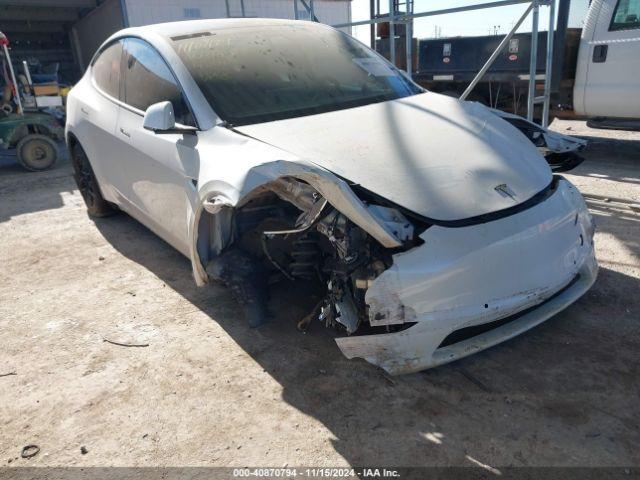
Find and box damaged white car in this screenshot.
[65,19,597,374]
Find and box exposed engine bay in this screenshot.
[205,177,427,335]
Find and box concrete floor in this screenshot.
[0,120,638,469]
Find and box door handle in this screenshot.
[119,127,131,138]
[80,107,89,115]
[593,44,608,63]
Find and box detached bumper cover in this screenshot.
[336,178,597,374]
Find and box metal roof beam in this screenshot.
[0,20,72,32]
[0,6,80,21]
[0,0,96,8]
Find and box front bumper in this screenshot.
[336,178,598,374]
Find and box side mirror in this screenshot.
[143,101,175,132]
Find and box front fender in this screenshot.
[189,159,405,286]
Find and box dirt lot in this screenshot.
[0,120,638,470]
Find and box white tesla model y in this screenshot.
[65,19,597,374]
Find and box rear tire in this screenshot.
[70,143,115,217]
[17,134,57,171]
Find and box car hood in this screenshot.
[236,92,552,221]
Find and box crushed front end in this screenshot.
[200,171,596,375]
[336,177,597,374]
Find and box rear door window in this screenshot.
[121,38,195,126]
[92,40,123,99]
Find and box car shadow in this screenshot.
[0,144,72,223]
[0,155,76,222]
[93,211,640,467]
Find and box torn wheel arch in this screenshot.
[189,159,413,286]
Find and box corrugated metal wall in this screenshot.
[124,0,351,32]
[69,0,351,77]
[71,0,125,71]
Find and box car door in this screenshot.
[577,0,640,118]
[116,37,200,257]
[76,39,126,203]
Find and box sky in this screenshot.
[347,0,591,46]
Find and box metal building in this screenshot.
[0,0,352,83]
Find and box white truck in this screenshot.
[574,0,640,120]
[406,0,640,125]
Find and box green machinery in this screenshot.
[1,30,63,171]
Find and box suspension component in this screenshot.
[289,236,321,280]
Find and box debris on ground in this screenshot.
[21,445,40,459]
[103,338,149,348]
[380,370,397,386]
[458,368,491,393]
[0,372,17,378]
[80,446,88,455]
[297,300,323,331]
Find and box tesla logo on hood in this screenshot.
[494,183,517,200]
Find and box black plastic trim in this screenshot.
[438,273,580,348]
[546,152,585,173]
[351,175,561,229]
[431,176,559,227]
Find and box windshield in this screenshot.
[170,23,422,126]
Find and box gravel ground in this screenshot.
[0,120,638,470]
